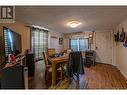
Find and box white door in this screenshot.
[95,31,112,64]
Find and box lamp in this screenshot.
[89,34,93,38]
[89,33,94,50]
[67,21,82,28]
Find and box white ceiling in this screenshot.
[16,6,127,33]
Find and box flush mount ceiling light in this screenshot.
[67,21,82,28]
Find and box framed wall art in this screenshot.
[59,37,63,45]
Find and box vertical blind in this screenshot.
[4,28,12,56]
[31,27,48,60]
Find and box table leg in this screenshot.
[51,63,57,86]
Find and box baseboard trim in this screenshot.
[95,62,115,66]
[117,66,127,79]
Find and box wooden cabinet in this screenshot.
[85,50,95,65]
[1,65,25,89]
[25,53,35,77]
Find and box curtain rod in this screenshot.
[26,25,49,31]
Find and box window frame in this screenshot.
[69,38,89,51]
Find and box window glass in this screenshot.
[79,38,89,51]
[70,39,78,51]
[70,38,89,51]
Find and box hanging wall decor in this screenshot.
[59,37,63,45]
[123,32,127,48]
[114,31,119,42]
[119,28,125,42]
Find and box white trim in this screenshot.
[24,67,28,89]
[48,32,51,48]
[118,66,127,79]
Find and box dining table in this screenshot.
[48,55,68,87]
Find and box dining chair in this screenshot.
[66,48,72,54]
[47,48,56,56]
[66,51,84,88]
[43,52,63,83]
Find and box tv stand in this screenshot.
[1,56,28,89]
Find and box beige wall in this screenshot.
[63,32,95,50]
[95,31,113,64]
[114,17,127,78]
[63,31,113,64]
[0,21,30,53]
[0,20,64,55]
[49,30,64,53]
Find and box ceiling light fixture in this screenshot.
[67,21,82,28]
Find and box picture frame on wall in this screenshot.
[59,37,63,45]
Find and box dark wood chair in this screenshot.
[43,52,63,83]
[47,48,56,56]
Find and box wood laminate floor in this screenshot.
[28,61,127,89]
[85,63,127,89]
[28,61,48,89]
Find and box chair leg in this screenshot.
[76,74,80,89]
[60,65,63,80]
[45,70,46,80]
[45,69,49,83]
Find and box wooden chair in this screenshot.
[66,48,72,54]
[43,52,63,83]
[66,51,84,88]
[47,48,56,56]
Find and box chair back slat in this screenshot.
[43,52,49,68]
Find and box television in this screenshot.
[3,27,22,58]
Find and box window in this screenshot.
[70,38,89,51]
[70,39,78,51]
[31,28,48,60]
[4,28,12,56]
[79,38,89,51]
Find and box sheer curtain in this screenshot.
[31,27,48,61]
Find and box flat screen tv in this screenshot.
[3,27,22,57]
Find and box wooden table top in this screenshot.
[48,56,68,63]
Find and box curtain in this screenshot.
[31,27,48,61]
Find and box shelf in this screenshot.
[85,50,95,65]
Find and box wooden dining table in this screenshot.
[48,55,68,87]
